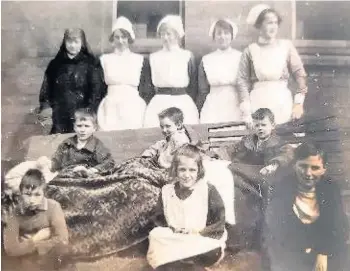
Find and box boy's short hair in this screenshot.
[158,107,184,126]
[169,144,205,181]
[252,108,275,124]
[74,108,97,125]
[19,169,46,192]
[295,142,328,167]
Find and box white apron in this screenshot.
[147,180,226,268]
[97,52,146,131]
[200,48,242,124]
[249,41,293,125]
[143,48,199,128]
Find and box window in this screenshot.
[116,0,182,39]
[294,1,350,41]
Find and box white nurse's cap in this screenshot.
[246,4,271,26]
[157,15,185,38]
[112,16,136,40]
[208,19,238,39]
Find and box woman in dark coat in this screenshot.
[38,28,106,134]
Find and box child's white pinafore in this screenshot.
[200,48,242,124]
[143,48,199,128]
[147,180,227,268]
[97,51,146,131]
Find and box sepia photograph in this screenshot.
[1,0,350,270]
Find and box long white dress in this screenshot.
[237,39,307,125]
[97,50,146,131]
[143,47,199,128]
[199,48,242,124]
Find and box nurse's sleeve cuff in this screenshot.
[294,93,305,104]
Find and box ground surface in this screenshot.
[2,241,262,271]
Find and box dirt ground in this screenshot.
[2,241,262,271]
[73,251,262,271]
[72,242,262,271]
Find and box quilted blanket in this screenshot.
[45,157,168,259]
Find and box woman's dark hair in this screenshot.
[254,8,282,29]
[109,28,134,45]
[61,28,95,60]
[212,20,234,40]
[294,142,328,167]
[19,169,46,192]
[252,108,275,124]
[169,144,205,181]
[46,29,98,80]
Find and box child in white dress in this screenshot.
[147,144,227,270]
[198,19,242,124]
[143,15,199,128]
[97,16,149,130]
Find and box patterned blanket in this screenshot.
[1,157,263,259]
[45,157,168,259]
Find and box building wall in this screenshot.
[1,1,113,161]
[184,0,293,56]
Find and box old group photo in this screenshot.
[1,1,350,270]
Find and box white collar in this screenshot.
[162,44,181,52]
[216,47,233,54]
[113,48,131,55]
[257,36,277,45]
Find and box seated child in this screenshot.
[142,107,191,169]
[142,107,236,225]
[3,169,70,269]
[217,108,294,178]
[4,156,57,196]
[49,108,115,176]
[147,144,226,270]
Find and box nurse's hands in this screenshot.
[292,103,304,120]
[314,254,327,271]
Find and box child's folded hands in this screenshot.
[73,166,99,177]
[171,227,199,235]
[31,228,52,242]
[260,163,279,176]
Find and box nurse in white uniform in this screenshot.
[143,15,199,128]
[97,16,149,131]
[237,4,308,125]
[198,19,242,124]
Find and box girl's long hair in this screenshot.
[169,144,205,181]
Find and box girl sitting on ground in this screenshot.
[147,144,227,270]
[142,107,236,226]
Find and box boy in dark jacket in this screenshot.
[217,108,294,179]
[264,142,349,271]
